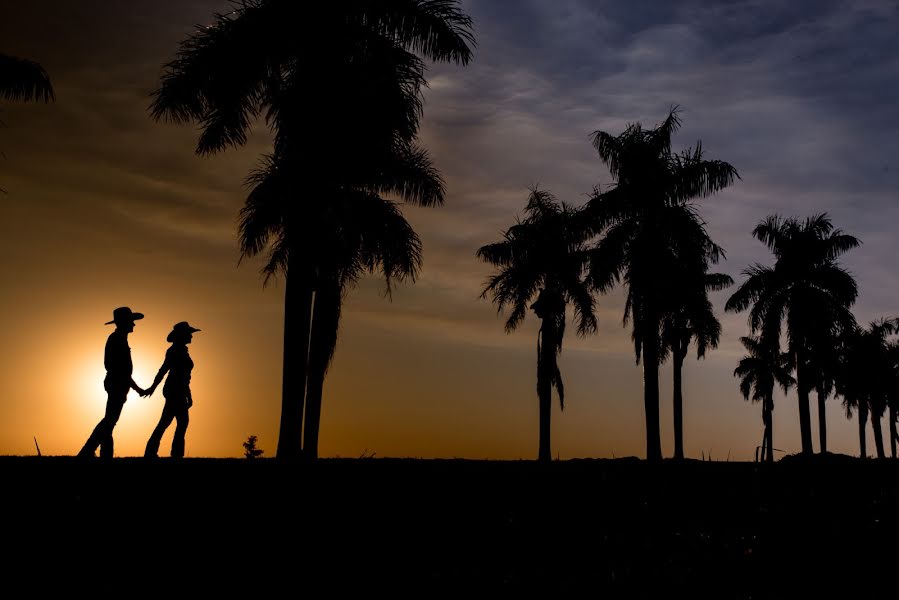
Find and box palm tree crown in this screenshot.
[0,53,54,103]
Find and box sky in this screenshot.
[1,0,898,459]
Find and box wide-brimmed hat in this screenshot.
[167,321,201,342]
[105,306,144,325]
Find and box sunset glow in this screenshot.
[2,1,898,460]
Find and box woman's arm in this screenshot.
[130,378,146,395]
[144,351,172,396]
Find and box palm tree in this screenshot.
[152,1,474,458]
[478,189,596,462]
[804,306,843,454]
[838,320,898,459]
[888,342,899,458]
[239,151,434,460]
[301,186,425,461]
[734,335,794,463]
[726,214,859,455]
[662,267,732,460]
[838,326,867,458]
[0,53,54,103]
[585,109,738,461]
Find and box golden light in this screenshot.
[67,345,170,457]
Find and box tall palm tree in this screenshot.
[662,267,732,460]
[478,188,596,463]
[0,53,54,103]
[301,187,425,460]
[734,335,794,463]
[838,326,869,458]
[838,320,897,459]
[152,1,474,458]
[585,109,738,461]
[888,342,899,459]
[239,151,434,460]
[804,307,842,454]
[726,214,859,455]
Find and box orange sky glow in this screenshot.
[0,1,891,459]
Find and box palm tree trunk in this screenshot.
[795,354,813,455]
[536,322,553,463]
[873,412,886,459]
[275,271,312,460]
[764,397,774,463]
[817,390,827,454]
[890,405,897,459]
[643,331,663,462]
[672,346,685,460]
[303,282,342,461]
[858,403,868,459]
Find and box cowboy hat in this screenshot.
[105,306,145,325]
[167,321,201,342]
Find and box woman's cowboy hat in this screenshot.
[167,321,201,343]
[105,306,144,325]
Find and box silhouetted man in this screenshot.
[77,307,146,458]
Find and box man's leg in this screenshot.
[78,392,125,458]
[98,396,126,459]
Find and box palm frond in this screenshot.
[0,53,54,102]
[360,142,445,206]
[752,214,793,255]
[725,264,773,313]
[668,149,739,202]
[351,0,476,65]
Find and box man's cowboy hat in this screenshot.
[167,321,201,343]
[105,306,145,325]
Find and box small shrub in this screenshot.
[243,435,264,459]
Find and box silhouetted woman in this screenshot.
[143,321,200,458]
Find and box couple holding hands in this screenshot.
[78,306,200,459]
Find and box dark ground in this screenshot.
[1,455,896,597]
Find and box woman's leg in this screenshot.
[145,403,176,457]
[171,406,189,458]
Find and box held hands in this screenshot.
[140,385,157,398]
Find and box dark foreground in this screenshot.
[1,455,897,597]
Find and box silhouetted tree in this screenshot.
[0,53,54,103]
[726,214,859,455]
[243,435,264,459]
[734,335,794,463]
[240,154,428,461]
[838,325,868,458]
[837,333,870,458]
[151,1,474,459]
[838,320,897,459]
[585,108,738,461]
[888,342,899,459]
[804,304,843,454]
[478,188,596,462]
[662,267,732,460]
